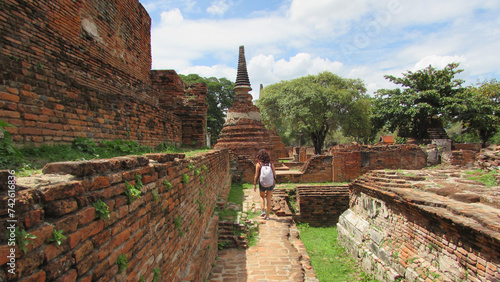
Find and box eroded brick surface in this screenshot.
[338,168,500,282]
[0,150,230,281]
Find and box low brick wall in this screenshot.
[331,144,427,182]
[0,149,231,281]
[338,170,500,281]
[296,185,349,227]
[450,150,477,166]
[453,143,482,151]
[277,155,333,184]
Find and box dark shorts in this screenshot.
[259,182,274,192]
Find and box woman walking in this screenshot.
[253,149,277,220]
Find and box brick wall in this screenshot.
[453,143,482,151]
[450,150,477,166]
[0,0,207,147]
[0,149,231,281]
[331,144,427,182]
[151,70,208,147]
[277,155,333,183]
[338,170,500,281]
[296,185,349,227]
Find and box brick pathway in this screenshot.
[207,189,319,282]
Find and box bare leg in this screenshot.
[260,190,266,214]
[265,190,272,219]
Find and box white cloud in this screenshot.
[207,0,230,16]
[143,0,500,100]
[413,55,467,72]
[180,64,235,81]
[248,53,344,99]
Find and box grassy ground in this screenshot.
[297,224,378,282]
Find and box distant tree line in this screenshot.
[181,63,500,152]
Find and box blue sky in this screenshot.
[138,0,500,99]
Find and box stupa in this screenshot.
[214,46,273,161]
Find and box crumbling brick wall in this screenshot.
[0,0,207,147]
[0,150,231,281]
[151,70,208,147]
[331,144,427,182]
[338,170,500,281]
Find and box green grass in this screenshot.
[216,182,250,220]
[297,224,378,282]
[465,169,499,187]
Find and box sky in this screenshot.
[138,0,500,99]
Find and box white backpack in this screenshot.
[260,163,274,187]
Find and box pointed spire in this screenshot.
[234,45,252,91]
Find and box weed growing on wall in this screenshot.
[196,199,205,214]
[174,215,184,236]
[153,268,161,282]
[93,199,110,219]
[152,190,159,201]
[182,173,189,185]
[11,227,36,253]
[125,181,142,203]
[116,254,128,273]
[163,179,173,191]
[50,229,67,246]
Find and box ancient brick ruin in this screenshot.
[214,46,274,161]
[338,168,500,281]
[0,0,207,147]
[1,150,230,281]
[1,0,500,281]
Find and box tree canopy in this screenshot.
[448,79,500,146]
[372,63,465,140]
[179,74,234,146]
[257,71,369,154]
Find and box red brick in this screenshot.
[30,224,53,251]
[92,229,111,248]
[41,181,86,201]
[6,87,19,94]
[43,243,64,262]
[0,92,20,102]
[45,199,78,216]
[43,254,74,280]
[54,213,79,233]
[73,240,93,263]
[24,208,45,228]
[113,229,131,248]
[23,113,39,120]
[54,269,77,282]
[78,206,96,226]
[0,110,21,118]
[18,270,46,282]
[91,176,110,190]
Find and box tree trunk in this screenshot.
[310,128,328,155]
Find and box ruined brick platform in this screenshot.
[338,168,500,281]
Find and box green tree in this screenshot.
[179,74,234,146]
[258,71,369,154]
[449,79,500,147]
[372,63,465,140]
